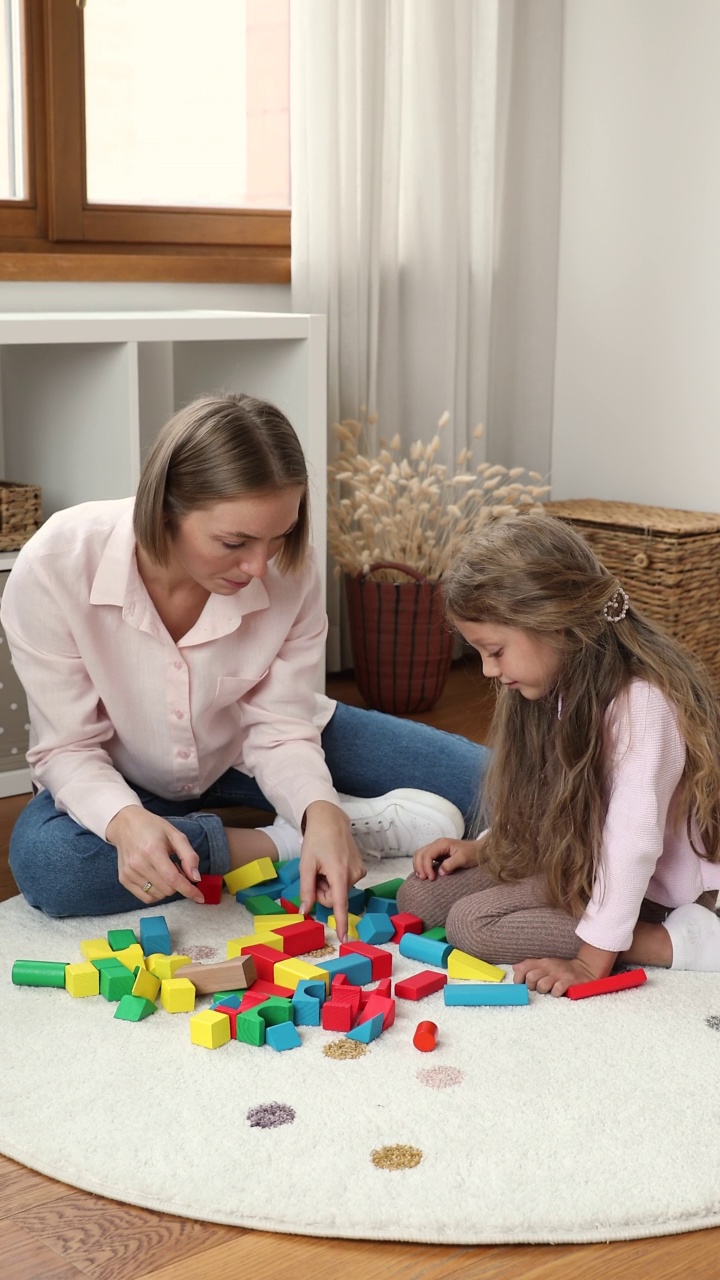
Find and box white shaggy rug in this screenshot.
[2,857,720,1246]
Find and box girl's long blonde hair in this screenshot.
[443,514,720,916]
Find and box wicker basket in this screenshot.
[544,499,720,688]
[0,481,42,551]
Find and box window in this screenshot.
[0,0,290,282]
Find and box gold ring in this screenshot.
[142,881,153,894]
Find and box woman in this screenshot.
[2,393,488,939]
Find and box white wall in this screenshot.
[552,0,720,510]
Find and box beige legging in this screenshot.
[395,866,718,966]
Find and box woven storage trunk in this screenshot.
[0,481,42,551]
[544,499,720,688]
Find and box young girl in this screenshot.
[396,514,720,995]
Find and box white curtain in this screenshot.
[291,0,563,670]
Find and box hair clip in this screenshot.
[603,586,630,623]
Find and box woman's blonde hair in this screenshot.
[134,393,310,571]
[443,513,720,915]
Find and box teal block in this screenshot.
[274,857,301,885]
[348,886,366,915]
[357,914,395,945]
[316,953,372,985]
[139,916,171,956]
[443,983,530,1006]
[314,903,332,923]
[211,992,242,1010]
[399,934,453,967]
[347,1012,384,1043]
[364,895,397,916]
[292,979,326,1026]
[235,880,284,904]
[266,1021,302,1051]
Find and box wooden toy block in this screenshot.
[330,977,362,1019]
[12,960,68,988]
[244,894,288,917]
[358,992,395,1030]
[340,940,393,980]
[146,953,191,980]
[395,970,447,1001]
[254,996,294,1027]
[213,1002,241,1037]
[131,967,161,1002]
[444,982,529,1006]
[236,1008,267,1046]
[316,953,372,985]
[566,969,648,1001]
[161,977,196,1013]
[422,926,448,942]
[366,877,405,900]
[239,990,271,1013]
[172,955,257,995]
[413,1020,438,1052]
[211,992,242,1009]
[399,933,453,968]
[107,929,137,951]
[223,856,277,896]
[100,966,135,1001]
[247,977,294,999]
[328,912,361,940]
[273,957,331,993]
[314,903,332,923]
[112,944,146,973]
[80,938,114,961]
[91,957,128,973]
[114,994,157,1022]
[270,919,325,956]
[278,896,302,914]
[348,885,367,915]
[447,949,505,983]
[321,1000,354,1032]
[228,932,284,958]
[266,1021,302,1051]
[236,879,284,904]
[254,913,305,931]
[390,912,424,944]
[190,1009,231,1049]
[64,961,100,998]
[360,977,393,1006]
[295,979,327,1004]
[241,943,291,982]
[292,980,326,1026]
[197,873,224,904]
[347,1012,384,1043]
[139,916,172,956]
[364,894,397,916]
[274,856,301,884]
[356,913,395,945]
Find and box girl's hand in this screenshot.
[298,800,366,942]
[106,805,206,905]
[413,838,479,880]
[513,944,618,998]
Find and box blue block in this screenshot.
[282,878,302,902]
[275,857,301,886]
[399,933,453,968]
[443,983,530,1006]
[316,953,373,985]
[292,979,326,1026]
[235,879,284,904]
[266,1021,302,1051]
[211,992,242,1010]
[364,895,397,916]
[347,1012,384,1043]
[348,885,367,915]
[357,913,395,945]
[314,903,332,924]
[139,915,172,956]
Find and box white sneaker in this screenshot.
[337,788,464,859]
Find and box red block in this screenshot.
[241,943,291,982]
[214,1002,241,1036]
[389,912,424,944]
[359,977,393,1007]
[359,992,395,1030]
[394,970,447,1001]
[413,1020,438,1052]
[330,982,362,1020]
[197,873,223,904]
[279,897,301,915]
[247,977,294,1000]
[272,919,325,956]
[322,1001,354,1032]
[566,969,647,1001]
[340,940,393,980]
[238,991,269,1013]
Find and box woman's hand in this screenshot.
[298,800,366,942]
[412,837,480,881]
[106,805,206,905]
[513,943,618,997]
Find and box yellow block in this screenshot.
[147,953,192,980]
[447,949,505,982]
[328,913,361,940]
[223,857,277,895]
[190,1009,231,1049]
[273,958,331,993]
[65,961,100,998]
[132,968,161,1002]
[227,933,284,958]
[255,914,305,933]
[113,944,147,973]
[160,977,196,1013]
[79,938,113,961]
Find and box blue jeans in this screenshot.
[9,701,489,918]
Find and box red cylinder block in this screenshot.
[413,1020,438,1052]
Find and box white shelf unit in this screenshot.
[0,309,328,797]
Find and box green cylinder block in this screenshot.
[12,960,68,988]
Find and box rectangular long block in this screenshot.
[316,953,372,986]
[227,932,284,958]
[270,919,325,956]
[223,857,277,895]
[566,969,647,1000]
[173,955,257,995]
[340,940,393,980]
[274,958,330,993]
[139,916,172,956]
[444,983,529,1006]
[241,942,290,982]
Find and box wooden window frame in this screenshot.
[0,0,290,283]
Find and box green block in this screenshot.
[256,997,293,1027]
[245,894,284,916]
[236,1010,266,1046]
[107,928,137,951]
[114,994,156,1022]
[213,988,246,1003]
[12,960,68,988]
[100,967,135,1001]
[92,956,129,973]
[422,926,448,942]
[365,877,404,901]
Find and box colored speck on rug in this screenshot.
[371,1144,423,1171]
[246,1102,296,1129]
[705,1015,720,1030]
[185,945,220,962]
[417,1065,465,1089]
[323,1039,367,1060]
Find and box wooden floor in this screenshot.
[1,661,719,1280]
